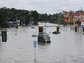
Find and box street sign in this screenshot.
[33,41,37,48]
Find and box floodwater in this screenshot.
[0,22,84,63]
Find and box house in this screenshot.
[63,11,84,25]
[69,12,84,22]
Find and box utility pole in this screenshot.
[81,7,82,22]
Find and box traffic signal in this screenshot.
[38,26,43,34]
[56,26,60,33]
[75,26,78,32]
[1,30,7,42]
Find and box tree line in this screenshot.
[1,7,82,28]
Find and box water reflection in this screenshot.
[38,42,50,46]
[33,59,37,63]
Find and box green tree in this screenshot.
[0,9,8,28]
[31,10,39,25]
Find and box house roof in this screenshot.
[69,12,84,17]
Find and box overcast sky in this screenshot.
[0,0,84,14]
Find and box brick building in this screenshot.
[63,11,84,23]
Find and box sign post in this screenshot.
[33,41,37,61]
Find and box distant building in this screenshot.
[6,20,20,28]
[63,11,84,24]
[69,12,84,22]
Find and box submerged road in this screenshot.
[0,22,84,63]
